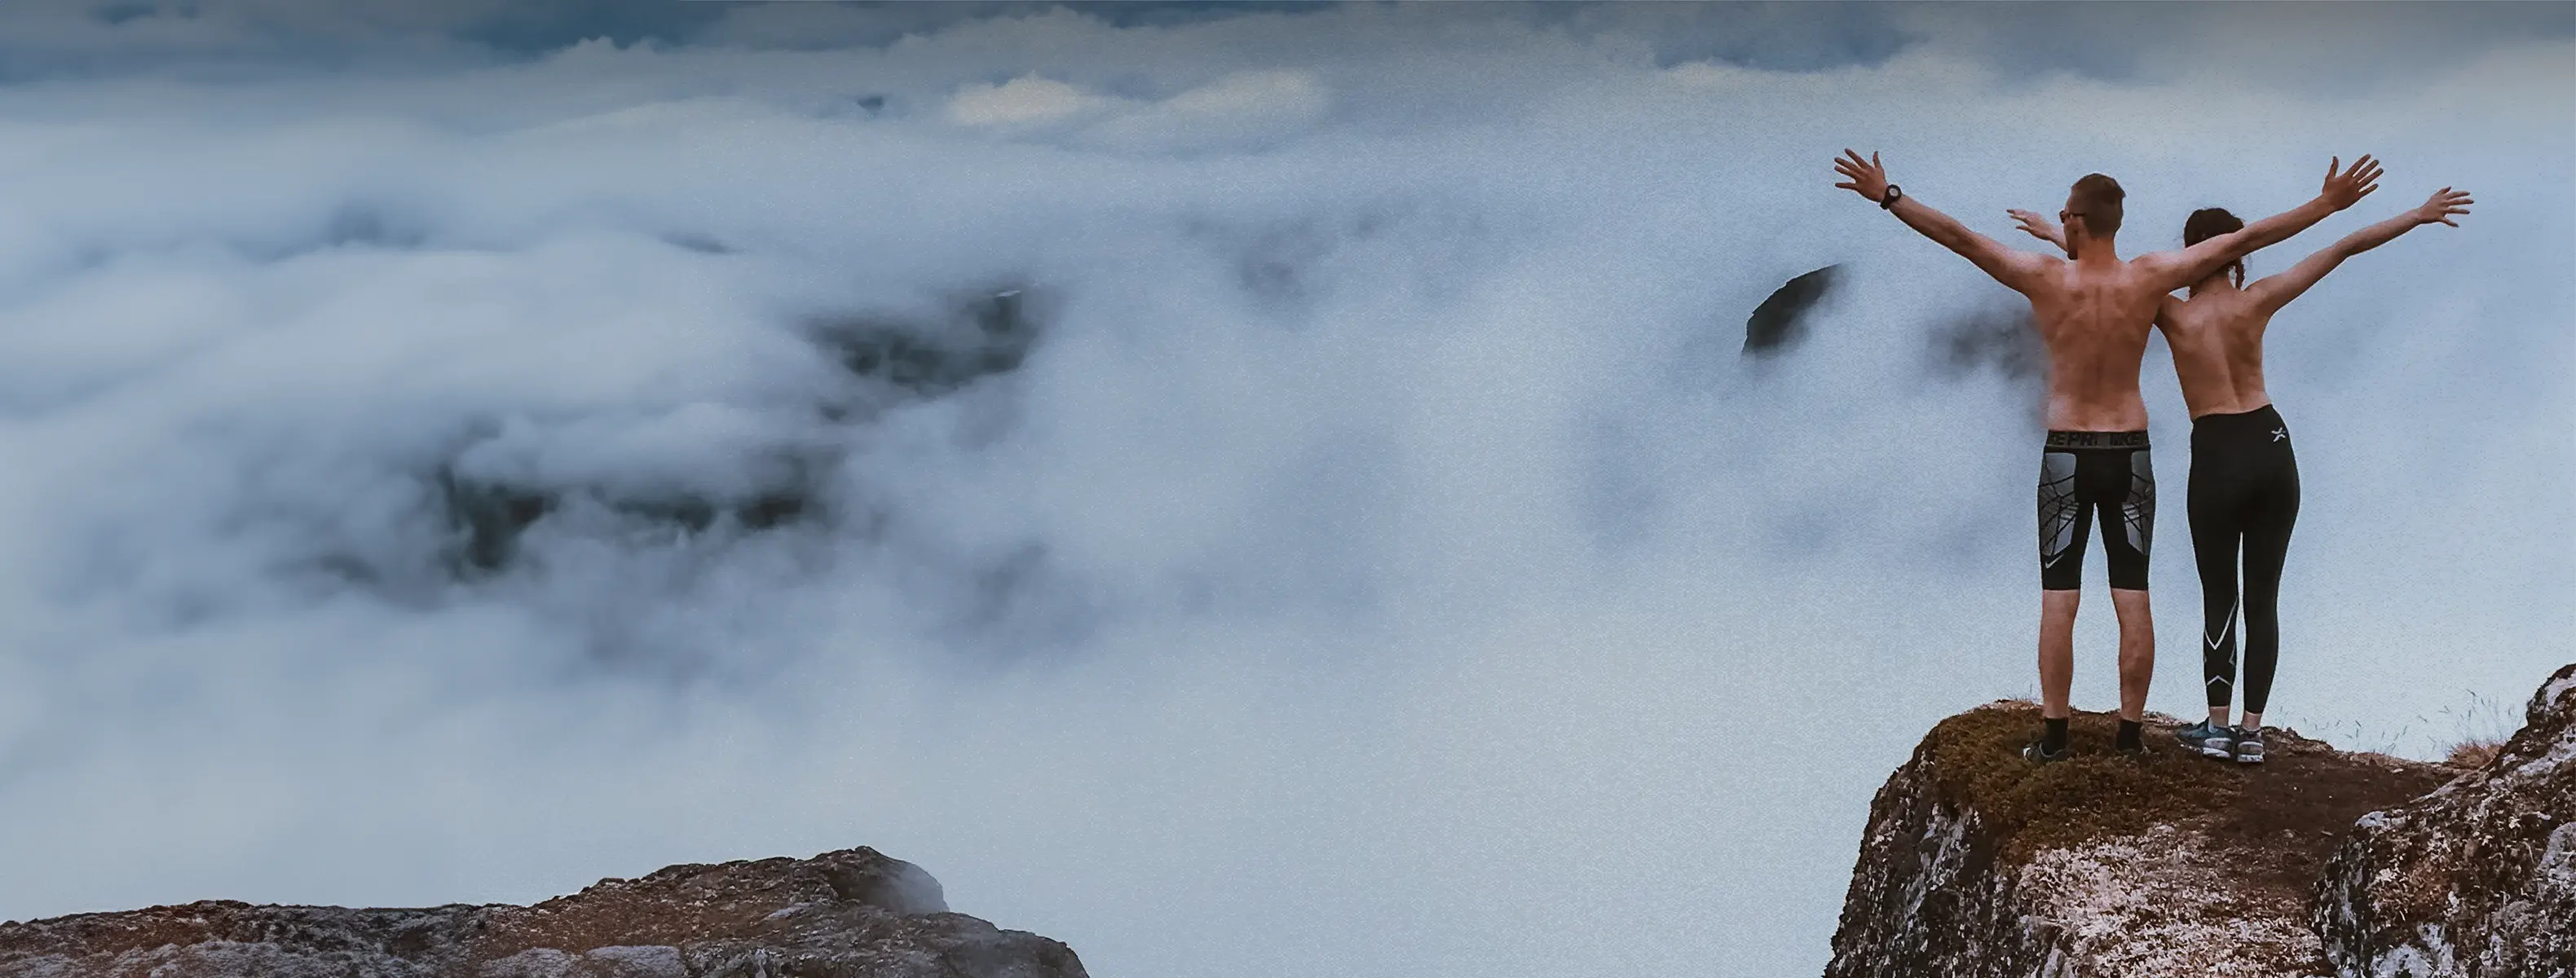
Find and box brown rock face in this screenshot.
[0,848,1087,978]
[2318,663,2576,978]
[1824,703,2455,978]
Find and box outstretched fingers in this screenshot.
[2438,187,2473,226]
[2005,209,2063,247]
[2327,153,2381,185]
[2322,152,2384,206]
[1833,149,1890,201]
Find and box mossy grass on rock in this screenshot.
[1923,703,2261,862]
[1830,701,2455,978]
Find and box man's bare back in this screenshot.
[2022,257,2186,430]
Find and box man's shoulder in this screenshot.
[2125,249,2187,276]
[2005,250,2069,280]
[1971,249,2063,297]
[2090,252,2186,294]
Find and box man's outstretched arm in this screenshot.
[2157,155,2383,289]
[2249,187,2472,313]
[1834,149,2049,293]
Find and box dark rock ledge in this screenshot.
[0,847,1087,978]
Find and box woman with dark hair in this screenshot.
[2007,185,2471,764]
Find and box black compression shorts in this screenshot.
[2038,430,2155,591]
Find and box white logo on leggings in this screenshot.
[2206,598,2239,654]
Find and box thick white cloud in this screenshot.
[948,74,1112,126]
[0,6,2567,978]
[1083,69,1330,151]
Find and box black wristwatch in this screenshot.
[1879,184,1904,209]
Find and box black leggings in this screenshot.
[2190,405,2300,715]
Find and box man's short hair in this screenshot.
[2068,173,2125,236]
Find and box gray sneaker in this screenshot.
[2231,726,2265,764]
[2176,720,2234,760]
[2022,738,2071,764]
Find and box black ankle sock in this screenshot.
[2117,720,2143,751]
[2043,717,2070,753]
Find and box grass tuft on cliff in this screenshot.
[2442,737,2504,770]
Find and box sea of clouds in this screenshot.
[0,3,2568,976]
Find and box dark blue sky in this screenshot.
[6,2,2569,82]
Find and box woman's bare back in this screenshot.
[2156,284,2274,419]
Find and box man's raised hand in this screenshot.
[2007,209,2066,250]
[2409,187,2473,227]
[1833,149,1890,203]
[2320,155,2383,210]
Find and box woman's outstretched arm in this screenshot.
[2249,187,2472,314]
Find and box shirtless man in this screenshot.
[2009,185,2472,764]
[1830,150,2384,761]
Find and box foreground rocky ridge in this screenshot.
[2318,663,2576,977]
[1825,705,2452,976]
[0,848,1086,978]
[1828,663,2576,978]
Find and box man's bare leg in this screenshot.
[2027,589,2082,760]
[2039,591,2080,717]
[2111,588,2155,724]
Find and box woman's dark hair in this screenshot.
[2183,207,2246,288]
